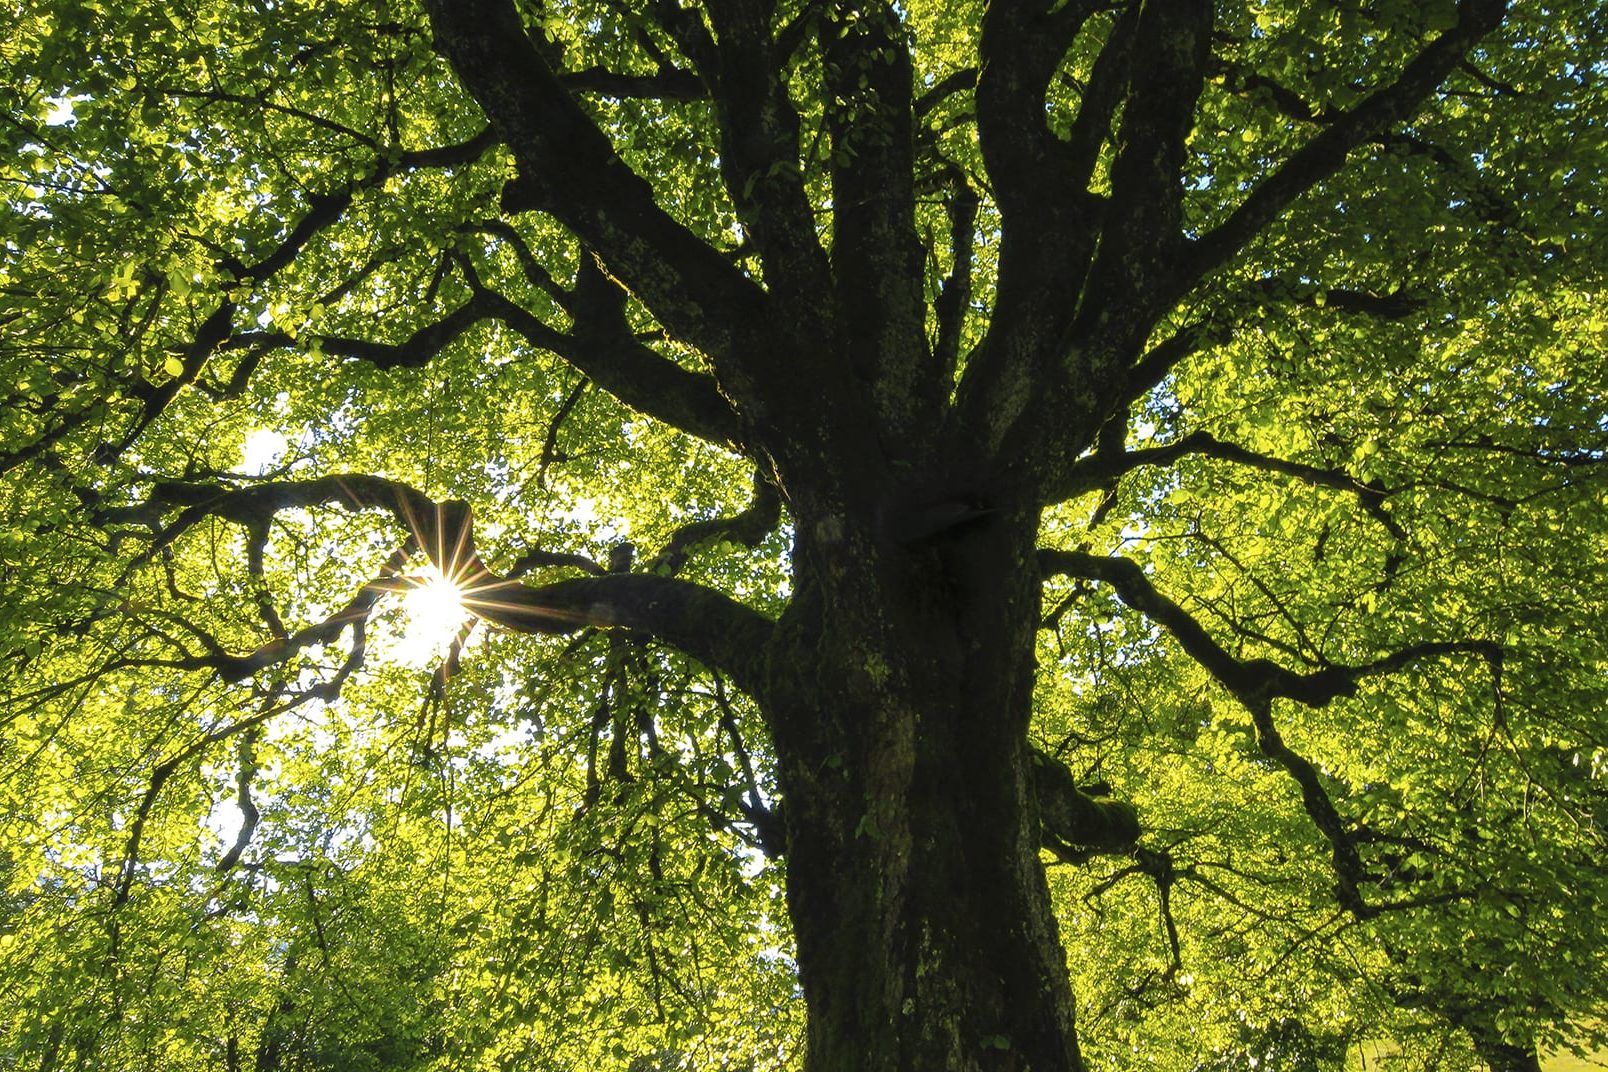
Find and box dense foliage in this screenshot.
[2,0,1606,1069]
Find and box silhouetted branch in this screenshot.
[109,474,777,694]
[1185,0,1510,284]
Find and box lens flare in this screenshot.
[392,566,471,666]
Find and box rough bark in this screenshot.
[761,507,1083,1072]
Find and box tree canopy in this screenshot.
[2,0,1606,1069]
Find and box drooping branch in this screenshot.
[215,727,263,873]
[1240,692,1371,915]
[1054,430,1406,542]
[1038,549,1497,709]
[533,376,588,491]
[114,689,313,907]
[1039,548,1502,913]
[711,672,784,856]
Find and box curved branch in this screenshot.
[915,67,977,119]
[1040,548,1501,913]
[118,474,777,694]
[236,128,498,284]
[460,571,775,696]
[974,0,1098,229]
[1038,548,1497,709]
[1183,0,1510,285]
[645,471,782,575]
[529,260,741,445]
[1055,430,1405,541]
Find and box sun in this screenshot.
[392,565,473,666]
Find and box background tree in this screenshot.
[2,0,1606,1070]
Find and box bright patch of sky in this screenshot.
[42,96,80,126]
[240,428,288,474]
[386,565,473,668]
[555,496,630,540]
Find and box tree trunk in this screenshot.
[1465,1022,1543,1072]
[762,504,1083,1072]
[1479,1043,1543,1072]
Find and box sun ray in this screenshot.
[391,565,473,666]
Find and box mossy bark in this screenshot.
[762,506,1083,1072]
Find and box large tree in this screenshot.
[3,0,1606,1069]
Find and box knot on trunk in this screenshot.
[1032,748,1140,861]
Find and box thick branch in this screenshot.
[1078,0,1212,323]
[120,475,777,695]
[701,0,834,315]
[424,0,778,410]
[915,67,977,119]
[953,0,1110,466]
[1061,4,1141,191]
[459,572,776,700]
[1032,747,1140,861]
[819,0,933,435]
[974,0,1098,227]
[538,259,742,445]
